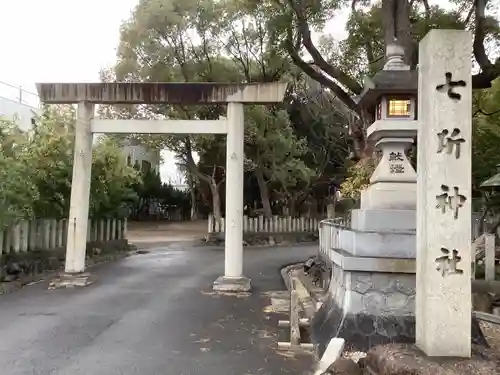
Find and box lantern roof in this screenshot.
[355,44,418,112]
[480,165,500,189]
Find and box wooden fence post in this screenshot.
[12,223,21,253]
[485,233,496,281]
[290,278,300,347]
[4,226,11,254]
[111,219,117,240]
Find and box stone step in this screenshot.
[336,227,415,258]
[351,208,415,233]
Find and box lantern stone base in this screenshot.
[365,343,500,375]
[310,263,488,356]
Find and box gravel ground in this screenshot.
[481,321,500,351]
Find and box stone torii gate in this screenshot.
[36,82,287,293]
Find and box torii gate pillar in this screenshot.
[213,102,247,292]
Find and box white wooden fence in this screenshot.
[0,218,127,255]
[208,215,320,234]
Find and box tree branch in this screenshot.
[287,0,363,96]
[474,0,490,69]
[284,26,360,114]
[471,0,500,89]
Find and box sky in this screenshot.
[0,0,456,181]
[0,0,347,183]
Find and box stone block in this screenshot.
[336,228,415,258]
[48,272,94,289]
[212,275,251,293]
[351,209,415,232]
[328,248,416,274]
[360,182,416,210]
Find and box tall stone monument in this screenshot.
[416,29,472,358]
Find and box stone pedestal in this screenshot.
[311,262,486,355]
[48,272,94,289]
[312,264,416,354]
[364,344,500,375]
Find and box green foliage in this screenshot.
[340,159,376,199]
[244,105,314,194]
[90,137,140,218]
[133,169,190,207]
[0,120,38,228]
[473,79,500,192]
[0,106,141,226]
[111,0,337,215]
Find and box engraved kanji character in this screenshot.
[436,72,467,101]
[389,151,404,162]
[437,128,465,159]
[435,184,467,219]
[389,163,405,174]
[435,247,464,277]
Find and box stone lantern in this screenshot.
[312,44,420,353]
[356,44,418,213]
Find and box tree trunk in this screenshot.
[209,180,222,231]
[255,167,272,218]
[382,0,413,66]
[289,199,296,217]
[187,172,198,220]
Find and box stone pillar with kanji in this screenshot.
[416,29,473,358]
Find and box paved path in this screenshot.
[0,242,316,375]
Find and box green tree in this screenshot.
[90,137,140,218]
[0,120,38,228]
[114,0,325,221]
[243,0,500,159]
[115,0,238,226]
[26,106,139,219]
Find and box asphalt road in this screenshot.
[0,242,316,375]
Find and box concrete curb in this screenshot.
[280,262,304,291]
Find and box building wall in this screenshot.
[0,96,40,131]
[121,143,161,175]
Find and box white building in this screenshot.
[0,81,160,175]
[0,82,39,131]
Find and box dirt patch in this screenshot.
[127,220,208,243]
